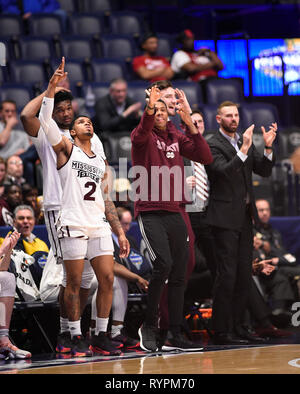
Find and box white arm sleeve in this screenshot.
[39,96,62,146]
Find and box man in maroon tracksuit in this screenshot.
[131,86,212,352]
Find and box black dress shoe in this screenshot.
[213,332,249,345]
[234,326,265,344]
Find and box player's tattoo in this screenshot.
[104,199,123,235]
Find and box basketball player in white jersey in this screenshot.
[21,58,129,356]
[36,59,129,356]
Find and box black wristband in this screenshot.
[265,146,273,150]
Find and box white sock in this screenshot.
[0,329,9,344]
[69,320,81,338]
[111,324,123,338]
[95,317,109,336]
[60,317,69,334]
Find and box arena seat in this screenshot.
[27,14,64,37]
[68,13,106,36]
[204,77,245,105]
[239,102,279,133]
[101,34,137,61]
[82,82,110,101]
[77,0,112,14]
[60,37,95,60]
[156,33,176,59]
[127,81,148,105]
[0,83,33,112]
[108,11,145,38]
[173,80,204,109]
[90,59,128,83]
[16,37,55,61]
[0,15,24,38]
[9,61,48,85]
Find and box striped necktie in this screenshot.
[193,161,209,206]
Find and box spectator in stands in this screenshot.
[4,155,26,187]
[0,100,30,160]
[171,29,224,83]
[132,32,174,83]
[253,199,300,318]
[247,258,292,338]
[0,183,23,226]
[1,205,49,288]
[0,157,7,196]
[0,0,67,32]
[93,78,142,134]
[22,183,44,224]
[0,229,32,359]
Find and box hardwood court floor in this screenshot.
[1,343,300,375]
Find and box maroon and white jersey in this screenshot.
[57,144,111,235]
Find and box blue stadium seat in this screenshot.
[204,77,245,105]
[77,0,112,14]
[68,13,106,36]
[0,83,33,112]
[0,15,23,38]
[16,37,55,61]
[9,61,47,85]
[27,14,64,37]
[239,102,279,133]
[58,0,77,13]
[173,80,204,109]
[52,59,88,83]
[91,59,128,83]
[156,33,176,59]
[82,82,110,101]
[199,104,219,133]
[108,11,145,38]
[127,81,148,105]
[101,35,137,61]
[60,37,95,60]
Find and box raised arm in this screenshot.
[40,58,72,166]
[20,84,68,138]
[20,92,45,137]
[131,86,162,145]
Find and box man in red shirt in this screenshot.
[132,32,174,83]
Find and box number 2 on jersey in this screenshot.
[84,181,96,201]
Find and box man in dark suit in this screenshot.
[93,78,142,133]
[205,100,277,345]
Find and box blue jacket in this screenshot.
[0,0,60,14]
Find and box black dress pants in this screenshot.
[138,210,188,332]
[211,210,253,333]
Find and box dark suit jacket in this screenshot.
[205,131,275,231]
[94,94,141,133]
